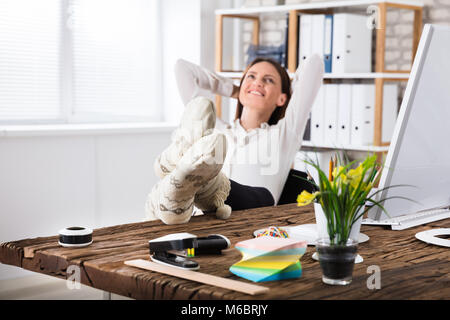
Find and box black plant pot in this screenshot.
[316,238,358,285]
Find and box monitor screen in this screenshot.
[369,24,450,220]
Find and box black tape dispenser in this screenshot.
[149,233,231,270]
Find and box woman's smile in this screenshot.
[248,89,265,97]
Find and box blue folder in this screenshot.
[324,14,333,73]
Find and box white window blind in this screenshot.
[0,0,62,121]
[0,0,162,124]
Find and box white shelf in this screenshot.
[324,72,409,79]
[301,141,390,152]
[218,71,409,79]
[216,0,424,16]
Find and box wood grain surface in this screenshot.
[1,203,449,300]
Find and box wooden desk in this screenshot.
[1,204,449,300]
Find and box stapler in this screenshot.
[149,232,231,270]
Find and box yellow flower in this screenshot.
[347,164,363,179]
[332,166,348,184]
[347,164,363,188]
[297,190,319,206]
[332,166,344,179]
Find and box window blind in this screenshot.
[0,0,162,123]
[0,0,62,121]
[70,0,161,120]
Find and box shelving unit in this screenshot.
[215,0,424,154]
[218,71,411,80]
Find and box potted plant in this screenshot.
[296,153,387,285]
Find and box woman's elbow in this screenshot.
[174,58,187,74]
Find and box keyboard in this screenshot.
[362,207,450,230]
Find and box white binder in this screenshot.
[337,84,352,146]
[323,84,339,146]
[351,84,375,145]
[332,13,372,73]
[382,83,398,142]
[310,85,325,145]
[311,14,325,61]
[298,15,312,69]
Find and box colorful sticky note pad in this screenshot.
[229,236,307,282]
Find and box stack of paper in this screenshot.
[229,236,307,282]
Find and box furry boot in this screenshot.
[145,132,228,224]
[194,172,232,220]
[154,96,216,179]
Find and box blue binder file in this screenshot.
[324,14,333,73]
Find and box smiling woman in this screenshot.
[145,55,324,225]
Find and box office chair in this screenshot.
[277,169,317,205]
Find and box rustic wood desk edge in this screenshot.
[1,204,449,299]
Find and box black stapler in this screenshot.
[148,232,231,270]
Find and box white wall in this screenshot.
[161,0,202,123]
[200,0,238,71]
[0,127,173,280]
[161,0,238,122]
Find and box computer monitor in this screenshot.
[368,24,450,221]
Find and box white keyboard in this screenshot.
[362,207,450,230]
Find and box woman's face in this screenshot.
[239,61,287,115]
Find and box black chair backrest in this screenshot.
[277,169,317,205]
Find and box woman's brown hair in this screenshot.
[234,58,292,126]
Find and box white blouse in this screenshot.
[174,55,323,204]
